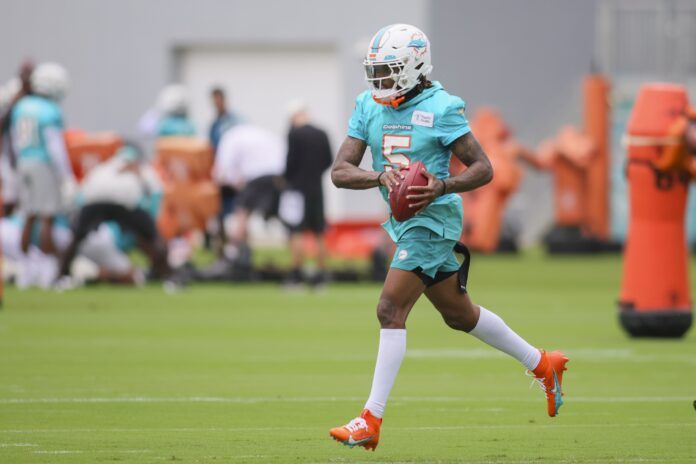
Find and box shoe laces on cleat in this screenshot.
[526,370,551,397]
[345,417,369,433]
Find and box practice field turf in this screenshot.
[1,252,695,463]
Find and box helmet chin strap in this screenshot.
[373,94,406,108]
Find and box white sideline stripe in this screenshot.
[1,423,694,434]
[31,449,151,454]
[0,395,693,404]
[0,443,38,447]
[318,460,694,464]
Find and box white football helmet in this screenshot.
[31,62,69,101]
[157,84,188,116]
[364,24,433,107]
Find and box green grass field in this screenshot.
[1,252,695,463]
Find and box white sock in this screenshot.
[364,328,406,418]
[38,255,59,289]
[469,306,541,371]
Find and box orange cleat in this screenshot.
[530,350,569,417]
[329,409,382,451]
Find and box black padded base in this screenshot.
[543,226,622,254]
[618,303,693,338]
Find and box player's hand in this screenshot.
[406,171,445,213]
[379,169,405,194]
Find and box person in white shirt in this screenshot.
[213,123,286,264]
[57,144,174,287]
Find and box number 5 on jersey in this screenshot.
[382,134,411,171]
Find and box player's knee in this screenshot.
[441,313,470,332]
[376,298,406,329]
[440,305,478,332]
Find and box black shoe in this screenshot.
[283,267,304,288]
[309,270,329,289]
[163,270,189,293]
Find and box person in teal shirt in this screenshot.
[329,24,569,451]
[155,84,195,137]
[157,114,195,137]
[10,62,75,282]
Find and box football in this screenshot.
[388,161,429,222]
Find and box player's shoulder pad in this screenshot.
[431,88,467,118]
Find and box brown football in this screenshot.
[388,161,429,222]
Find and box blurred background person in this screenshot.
[281,100,333,287]
[212,122,286,271]
[0,78,22,215]
[0,61,33,216]
[137,84,195,139]
[0,213,71,289]
[56,145,175,289]
[208,86,241,251]
[156,84,195,137]
[1,213,142,288]
[10,62,76,284]
[208,86,240,152]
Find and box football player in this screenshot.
[329,24,569,451]
[156,84,196,137]
[10,62,76,283]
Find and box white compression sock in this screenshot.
[469,306,541,371]
[364,328,407,418]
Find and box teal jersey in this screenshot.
[347,81,471,242]
[157,115,195,137]
[10,95,64,164]
[104,222,135,252]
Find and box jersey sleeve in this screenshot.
[436,97,471,147]
[347,94,367,141]
[44,101,64,129]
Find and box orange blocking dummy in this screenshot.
[153,137,219,239]
[157,181,220,240]
[619,83,693,337]
[155,137,213,182]
[64,130,122,181]
[523,74,611,253]
[451,108,525,252]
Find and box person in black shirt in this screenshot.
[208,87,240,252]
[281,101,332,286]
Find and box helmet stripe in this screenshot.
[370,26,390,52]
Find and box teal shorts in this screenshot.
[390,227,460,280]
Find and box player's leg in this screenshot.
[367,267,425,407]
[288,231,304,277]
[118,206,171,280]
[312,194,330,287]
[330,267,425,450]
[424,273,568,416]
[80,227,139,285]
[58,204,102,279]
[31,160,62,257]
[20,214,36,254]
[231,207,250,244]
[425,274,539,366]
[39,215,57,255]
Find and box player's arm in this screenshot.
[443,132,493,193]
[44,126,75,182]
[407,132,492,212]
[331,136,403,192]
